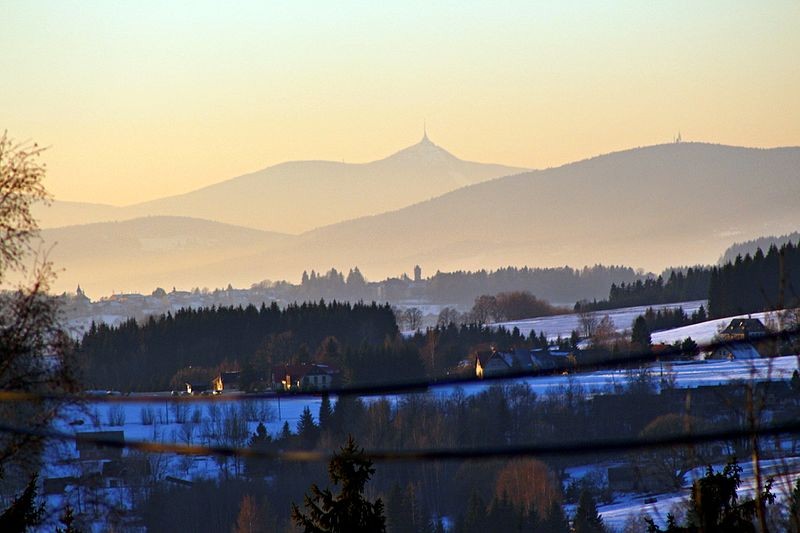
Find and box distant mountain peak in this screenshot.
[381,132,458,164]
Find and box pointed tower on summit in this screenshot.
[421,120,432,144]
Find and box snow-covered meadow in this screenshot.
[495,300,707,341]
[42,303,800,530]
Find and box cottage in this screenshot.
[185,380,210,394]
[708,342,761,360]
[475,348,573,378]
[474,349,494,379]
[212,371,241,393]
[272,363,339,390]
[719,318,768,342]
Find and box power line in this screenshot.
[1,323,798,404]
[1,416,800,464]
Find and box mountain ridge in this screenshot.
[33,141,800,295]
[34,136,526,233]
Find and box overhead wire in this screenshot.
[1,414,800,463]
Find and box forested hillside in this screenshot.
[78,301,533,391]
[575,267,711,311]
[80,301,398,391]
[708,241,800,317]
[719,232,800,265]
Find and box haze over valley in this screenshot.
[36,139,800,295]
[34,134,523,233]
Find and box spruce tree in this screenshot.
[291,436,386,532]
[538,501,569,533]
[645,458,775,532]
[631,315,652,351]
[0,475,44,532]
[319,393,334,431]
[297,406,319,449]
[573,490,606,533]
[790,478,800,532]
[280,421,292,441]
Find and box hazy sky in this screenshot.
[2,1,799,205]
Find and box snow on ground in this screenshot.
[598,455,800,531]
[45,304,800,530]
[425,355,800,400]
[52,395,322,449]
[40,394,327,527]
[50,354,799,463]
[651,309,797,346]
[495,300,707,341]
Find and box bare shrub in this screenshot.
[107,405,126,426]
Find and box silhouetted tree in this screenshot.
[0,475,43,532]
[0,133,78,496]
[631,316,652,351]
[645,458,775,532]
[55,504,81,533]
[790,478,800,533]
[573,490,606,533]
[319,393,334,432]
[297,407,319,449]
[280,421,292,441]
[292,436,386,532]
[245,422,273,479]
[538,501,569,533]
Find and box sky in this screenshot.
[1,1,799,206]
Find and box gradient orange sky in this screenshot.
[2,1,799,206]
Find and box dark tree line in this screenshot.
[256,265,645,309]
[708,241,800,318]
[577,240,800,320]
[424,265,643,306]
[719,231,800,265]
[80,301,398,391]
[639,306,707,333]
[79,300,553,391]
[576,268,712,312]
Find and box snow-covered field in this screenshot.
[438,354,799,399]
[43,304,800,530]
[651,309,793,346]
[598,455,800,530]
[49,354,799,465]
[495,300,707,341]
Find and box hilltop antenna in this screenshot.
[674,131,682,143]
[423,120,428,141]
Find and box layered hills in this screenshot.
[34,134,524,234]
[34,142,800,295]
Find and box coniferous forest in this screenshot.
[81,301,397,391]
[79,301,538,391]
[708,241,800,317]
[576,239,800,319]
[574,268,712,312]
